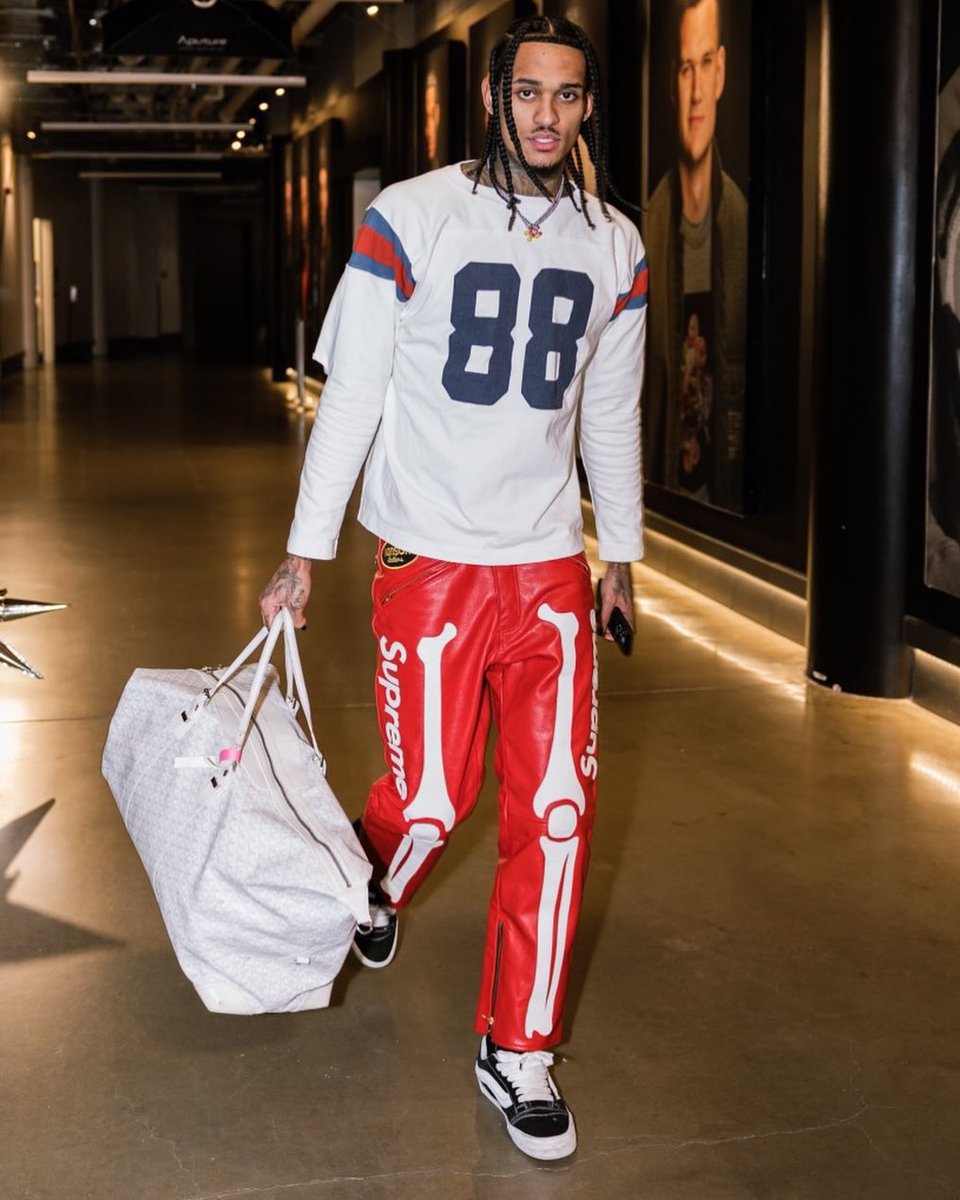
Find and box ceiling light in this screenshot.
[38,151,226,160]
[274,87,285,97]
[88,16,98,26]
[366,4,379,14]
[41,121,242,133]
[26,130,37,140]
[231,140,241,151]
[258,102,269,112]
[235,129,246,139]
[28,70,307,88]
[79,172,224,180]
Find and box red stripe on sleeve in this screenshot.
[353,225,414,299]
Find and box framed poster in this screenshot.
[313,120,334,323]
[280,141,297,364]
[416,38,467,174]
[306,130,321,340]
[926,3,960,598]
[643,0,752,514]
[296,134,310,323]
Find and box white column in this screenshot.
[37,219,55,365]
[17,156,37,369]
[90,178,107,358]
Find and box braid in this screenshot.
[477,15,631,229]
[568,139,593,229]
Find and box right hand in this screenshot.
[597,561,635,642]
[259,555,312,629]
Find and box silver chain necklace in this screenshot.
[492,177,567,241]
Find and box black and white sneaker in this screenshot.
[352,891,398,968]
[351,819,398,969]
[475,1034,577,1160]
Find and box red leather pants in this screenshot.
[361,543,598,1051]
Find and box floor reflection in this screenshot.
[0,800,120,962]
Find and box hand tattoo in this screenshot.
[260,555,307,611]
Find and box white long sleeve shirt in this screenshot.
[288,164,647,566]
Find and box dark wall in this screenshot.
[181,191,267,360]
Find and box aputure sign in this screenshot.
[101,0,294,59]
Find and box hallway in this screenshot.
[2,358,960,1199]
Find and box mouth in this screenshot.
[528,131,561,154]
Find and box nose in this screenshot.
[690,66,703,103]
[534,92,559,127]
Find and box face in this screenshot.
[482,41,593,181]
[424,74,441,163]
[675,0,725,168]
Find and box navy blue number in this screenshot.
[442,264,593,409]
[521,269,595,410]
[441,263,521,406]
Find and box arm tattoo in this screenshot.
[607,562,632,606]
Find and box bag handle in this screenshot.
[278,610,324,770]
[206,608,325,771]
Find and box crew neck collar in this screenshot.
[450,161,567,206]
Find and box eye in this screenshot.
[558,90,580,103]
[515,87,537,101]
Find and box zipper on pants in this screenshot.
[487,920,504,1035]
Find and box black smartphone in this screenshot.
[595,580,633,656]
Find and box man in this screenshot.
[929,58,960,595]
[260,16,646,1162]
[645,0,748,510]
[423,69,442,169]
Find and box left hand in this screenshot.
[597,562,634,641]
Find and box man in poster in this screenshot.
[645,0,748,510]
[928,48,960,596]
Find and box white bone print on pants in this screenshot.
[382,622,458,903]
[525,603,585,1039]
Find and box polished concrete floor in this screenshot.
[3,357,960,1199]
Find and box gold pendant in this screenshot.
[523,225,542,242]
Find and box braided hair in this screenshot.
[470,15,619,230]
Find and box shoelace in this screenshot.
[493,1049,558,1105]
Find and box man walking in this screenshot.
[260,15,646,1161]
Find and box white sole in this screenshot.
[475,1064,578,1161]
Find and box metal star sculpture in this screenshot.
[0,590,68,622]
[0,641,41,679]
[0,589,68,678]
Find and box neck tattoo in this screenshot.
[490,175,567,241]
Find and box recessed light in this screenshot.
[235,129,246,139]
[231,140,242,151]
[26,130,37,140]
[258,102,269,112]
[366,4,379,14]
[274,87,286,97]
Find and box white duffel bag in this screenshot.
[102,607,371,1015]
